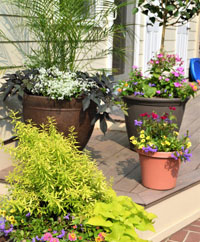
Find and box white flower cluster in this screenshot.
[31,67,97,100]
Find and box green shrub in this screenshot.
[1,113,112,217]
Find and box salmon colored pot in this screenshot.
[137,150,181,190]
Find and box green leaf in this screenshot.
[143,85,156,98]
[106,223,125,241]
[166,5,176,11]
[86,216,113,227]
[132,8,139,15]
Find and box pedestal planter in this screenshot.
[23,93,96,150]
[137,150,181,190]
[123,96,189,150]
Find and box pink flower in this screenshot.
[132,65,138,69]
[174,82,182,87]
[151,112,158,119]
[156,61,159,64]
[157,53,163,58]
[197,80,200,85]
[165,78,170,82]
[50,238,59,242]
[149,59,154,64]
[68,233,77,241]
[181,79,187,83]
[159,76,162,80]
[43,233,53,241]
[172,71,180,77]
[156,90,161,94]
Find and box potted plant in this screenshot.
[0,0,127,149]
[0,113,156,242]
[130,107,192,190]
[116,53,199,149]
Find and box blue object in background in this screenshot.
[189,58,200,82]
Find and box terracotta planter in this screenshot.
[123,96,189,150]
[23,93,96,150]
[137,149,181,190]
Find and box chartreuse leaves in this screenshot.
[1,113,113,217]
[87,194,156,242]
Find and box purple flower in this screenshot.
[134,120,143,126]
[169,94,172,97]
[26,212,31,217]
[171,153,178,160]
[149,83,156,87]
[57,229,65,239]
[164,89,167,93]
[36,236,42,241]
[53,231,58,234]
[142,146,157,153]
[64,213,70,220]
[174,82,182,87]
[133,82,138,85]
[32,238,36,242]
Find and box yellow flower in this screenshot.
[130,136,135,141]
[163,136,167,139]
[173,131,179,136]
[138,145,144,149]
[146,136,150,140]
[21,219,24,224]
[11,220,16,225]
[140,134,145,139]
[140,130,145,134]
[9,216,15,221]
[141,139,145,143]
[10,209,16,214]
[187,142,192,148]
[2,210,6,217]
[161,142,165,146]
[165,141,170,146]
[132,140,137,145]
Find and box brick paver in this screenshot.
[162,219,200,242]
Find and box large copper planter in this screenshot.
[23,93,96,150]
[123,96,189,150]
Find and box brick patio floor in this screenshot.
[161,218,200,242]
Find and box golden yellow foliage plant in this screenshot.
[1,112,113,218]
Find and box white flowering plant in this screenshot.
[130,107,192,162]
[1,67,120,133]
[30,67,98,100]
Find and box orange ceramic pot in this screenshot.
[137,150,181,190]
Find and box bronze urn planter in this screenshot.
[23,93,96,150]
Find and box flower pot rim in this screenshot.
[137,149,177,159]
[123,95,189,103]
[23,92,84,101]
